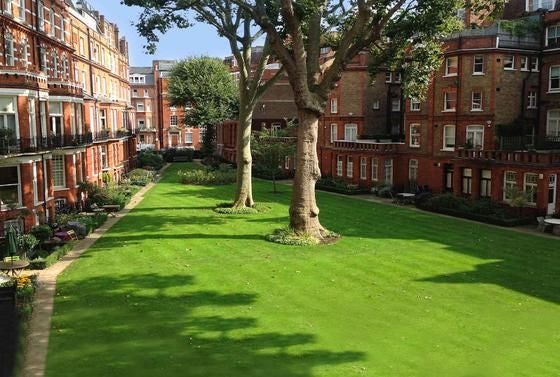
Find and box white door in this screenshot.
[548,174,557,215]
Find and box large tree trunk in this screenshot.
[289,109,325,238]
[232,103,254,208]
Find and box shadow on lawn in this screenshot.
[50,273,364,377]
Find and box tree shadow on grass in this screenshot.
[47,273,364,377]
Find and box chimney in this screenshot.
[114,26,120,48]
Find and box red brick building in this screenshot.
[217,0,560,216]
[131,60,201,151]
[0,0,136,233]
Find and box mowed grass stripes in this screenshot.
[45,163,560,377]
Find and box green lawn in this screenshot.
[45,163,560,377]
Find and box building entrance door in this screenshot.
[171,133,179,147]
[548,174,557,215]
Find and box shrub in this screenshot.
[266,227,320,246]
[127,169,155,186]
[178,166,236,185]
[316,177,369,195]
[375,183,394,198]
[30,225,53,242]
[164,148,194,162]
[138,150,164,171]
[213,202,270,214]
[17,234,39,257]
[28,258,47,270]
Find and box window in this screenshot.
[60,16,65,42]
[49,102,63,136]
[391,98,401,112]
[40,47,47,73]
[471,91,483,111]
[330,124,337,142]
[372,100,380,110]
[371,158,378,181]
[284,156,290,170]
[443,91,456,112]
[271,123,281,136]
[520,56,529,71]
[5,34,14,66]
[527,0,555,11]
[330,98,338,114]
[462,168,473,195]
[360,157,367,180]
[504,171,517,201]
[394,72,402,83]
[346,156,353,177]
[480,170,492,198]
[185,132,193,144]
[524,173,538,204]
[138,119,145,129]
[0,97,17,139]
[503,55,515,70]
[336,156,343,177]
[443,125,456,151]
[445,57,458,76]
[170,115,178,127]
[52,155,65,188]
[0,166,20,209]
[410,99,421,111]
[52,52,58,78]
[4,0,12,14]
[409,159,418,183]
[137,103,145,112]
[528,91,537,109]
[530,57,539,71]
[79,37,85,55]
[21,41,29,67]
[132,89,138,97]
[466,125,484,149]
[49,8,55,36]
[548,25,560,47]
[409,124,420,147]
[99,109,107,129]
[473,56,484,74]
[17,0,25,21]
[384,159,393,184]
[547,110,560,136]
[38,2,44,30]
[100,145,108,169]
[344,124,357,141]
[385,72,392,83]
[28,98,36,145]
[549,66,560,92]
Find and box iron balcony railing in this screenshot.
[0,133,94,155]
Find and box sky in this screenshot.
[88,1,231,67]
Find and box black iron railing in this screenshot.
[0,133,94,155]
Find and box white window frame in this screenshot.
[346,156,353,178]
[344,124,358,142]
[462,168,473,195]
[391,98,401,112]
[547,109,560,136]
[52,155,66,189]
[137,103,145,112]
[5,33,14,66]
[473,55,484,75]
[524,173,538,205]
[336,156,343,177]
[549,65,560,92]
[0,96,19,139]
[384,159,393,185]
[371,158,378,181]
[330,98,338,114]
[170,115,178,127]
[530,56,539,71]
[471,91,483,111]
[504,171,517,201]
[372,100,380,110]
[385,72,392,83]
[409,124,420,148]
[504,55,515,70]
[409,159,418,182]
[527,0,556,11]
[410,99,421,111]
[330,123,337,142]
[443,125,456,151]
[466,125,484,149]
[528,91,537,109]
[360,157,367,180]
[443,91,456,112]
[445,56,458,77]
[480,169,492,198]
[520,56,529,71]
[185,132,193,144]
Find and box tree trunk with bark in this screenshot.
[289,109,325,238]
[232,101,254,208]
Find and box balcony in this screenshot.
[499,135,560,151]
[455,149,560,166]
[94,129,133,142]
[332,139,404,152]
[0,133,93,155]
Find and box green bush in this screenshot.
[28,258,47,270]
[213,202,270,214]
[178,166,236,185]
[138,151,164,171]
[128,169,154,186]
[30,225,53,242]
[164,148,194,162]
[316,177,369,195]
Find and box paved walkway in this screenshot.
[21,166,167,377]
